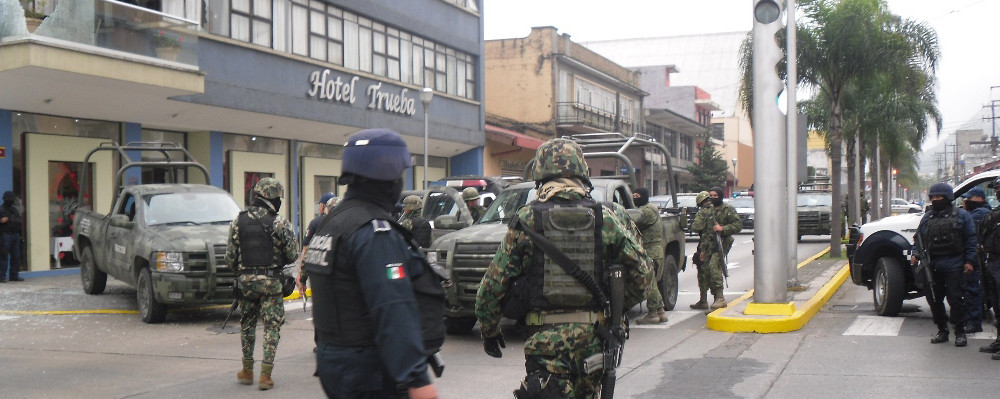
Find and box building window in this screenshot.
[231,0,272,47]
[711,123,724,141]
[680,135,693,161]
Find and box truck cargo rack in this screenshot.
[79,141,212,206]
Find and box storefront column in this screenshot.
[451,147,484,176]
[0,110,12,193]
[124,123,142,185]
[289,140,300,231]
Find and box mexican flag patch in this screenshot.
[386,263,406,280]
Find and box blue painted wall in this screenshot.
[0,110,12,194]
[209,132,224,188]
[451,147,484,176]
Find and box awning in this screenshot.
[486,125,545,150]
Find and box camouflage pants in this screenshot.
[523,323,604,399]
[644,258,664,311]
[237,274,284,363]
[695,251,726,292]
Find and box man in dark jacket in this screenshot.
[0,191,24,282]
[911,182,977,347]
[962,187,990,333]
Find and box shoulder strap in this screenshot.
[516,216,609,308]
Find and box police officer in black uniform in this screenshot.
[302,129,443,399]
[0,191,24,282]
[911,182,977,347]
[977,178,1000,358]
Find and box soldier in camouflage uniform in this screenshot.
[398,194,423,231]
[475,138,653,399]
[226,177,298,390]
[690,187,742,310]
[463,187,487,222]
[633,187,668,324]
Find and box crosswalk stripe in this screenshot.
[843,315,904,336]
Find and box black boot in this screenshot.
[980,336,1000,353]
[955,331,968,347]
[931,326,949,344]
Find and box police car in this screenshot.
[848,170,1000,316]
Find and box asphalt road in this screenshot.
[4,233,998,398]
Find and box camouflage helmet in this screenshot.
[253,177,284,200]
[531,137,590,182]
[402,195,422,211]
[695,191,711,206]
[461,187,480,201]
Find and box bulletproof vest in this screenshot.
[304,199,446,353]
[524,199,604,311]
[982,209,1000,254]
[236,211,277,269]
[410,217,432,248]
[924,209,964,256]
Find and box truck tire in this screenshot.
[873,257,905,317]
[80,245,107,295]
[444,316,477,335]
[660,256,679,311]
[137,268,168,323]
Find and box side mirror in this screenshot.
[434,215,465,230]
[109,214,134,229]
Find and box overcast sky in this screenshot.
[483,0,1000,152]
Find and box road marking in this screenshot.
[843,315,904,336]
[632,310,701,329]
[742,240,753,244]
[0,315,18,320]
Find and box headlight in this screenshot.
[155,252,184,272]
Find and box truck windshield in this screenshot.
[144,192,242,226]
[479,188,535,224]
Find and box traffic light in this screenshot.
[892,168,898,176]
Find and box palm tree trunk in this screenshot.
[858,136,869,223]
[882,161,891,216]
[829,99,844,257]
[846,135,859,227]
[871,144,881,220]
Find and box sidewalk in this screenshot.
[707,247,850,333]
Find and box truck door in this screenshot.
[106,194,137,279]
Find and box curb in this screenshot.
[705,247,850,333]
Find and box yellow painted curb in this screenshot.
[744,302,796,316]
[0,288,314,316]
[706,247,848,333]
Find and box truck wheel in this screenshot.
[873,257,905,317]
[444,316,477,335]
[80,245,107,295]
[137,268,168,323]
[660,257,679,311]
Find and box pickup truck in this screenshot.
[848,170,998,316]
[73,143,243,323]
[426,133,688,334]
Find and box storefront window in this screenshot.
[49,161,92,267]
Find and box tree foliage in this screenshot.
[688,132,730,192]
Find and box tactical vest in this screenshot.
[236,211,277,269]
[409,217,432,248]
[982,209,1000,254]
[524,199,605,312]
[924,210,964,257]
[304,200,446,353]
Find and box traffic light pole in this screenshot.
[786,0,801,290]
[751,0,789,304]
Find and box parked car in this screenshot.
[890,198,922,214]
[726,196,755,230]
[848,170,998,316]
[797,192,833,240]
[650,193,700,235]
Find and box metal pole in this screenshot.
[423,112,429,190]
[786,0,799,288]
[751,0,788,304]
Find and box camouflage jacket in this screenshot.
[470,205,487,222]
[398,209,423,231]
[226,205,299,270]
[634,202,664,260]
[475,189,653,338]
[690,203,741,253]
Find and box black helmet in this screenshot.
[2,191,14,201]
[928,182,954,201]
[341,129,412,181]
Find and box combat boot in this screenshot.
[259,362,274,390]
[690,290,709,310]
[931,325,949,344]
[979,336,1000,353]
[956,330,968,347]
[710,289,727,310]
[637,310,664,325]
[237,359,254,385]
[657,308,669,323]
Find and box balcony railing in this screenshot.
[4,0,198,66]
[555,102,639,135]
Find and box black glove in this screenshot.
[483,333,506,358]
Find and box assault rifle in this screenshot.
[221,284,242,330]
[913,231,936,303]
[707,209,729,287]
